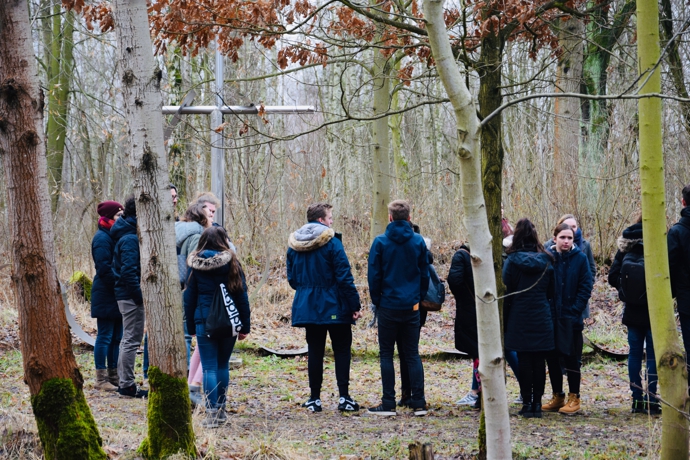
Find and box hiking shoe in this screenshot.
[301,399,322,412]
[518,404,533,418]
[107,368,119,387]
[471,392,482,411]
[648,402,662,415]
[94,369,118,392]
[338,396,360,412]
[631,399,646,414]
[367,404,396,416]
[413,407,428,417]
[542,393,565,412]
[118,384,148,399]
[398,391,412,408]
[558,393,580,415]
[531,401,542,418]
[456,392,479,406]
[189,391,203,408]
[202,408,220,428]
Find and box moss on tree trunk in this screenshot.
[139,367,196,459]
[31,378,106,460]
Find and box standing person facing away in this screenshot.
[287,203,362,412]
[608,215,660,414]
[503,218,555,418]
[111,196,148,398]
[668,183,690,377]
[543,223,593,415]
[185,226,251,427]
[91,200,124,391]
[367,200,430,417]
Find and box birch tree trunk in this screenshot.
[370,46,392,241]
[111,0,196,457]
[636,0,689,457]
[423,0,511,457]
[0,1,105,458]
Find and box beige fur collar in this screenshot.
[188,250,233,271]
[288,228,335,252]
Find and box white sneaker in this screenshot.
[513,394,523,404]
[455,392,479,406]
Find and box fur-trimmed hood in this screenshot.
[288,223,335,252]
[187,249,234,271]
[617,222,643,253]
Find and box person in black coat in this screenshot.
[503,218,555,418]
[668,184,690,376]
[608,217,659,414]
[185,226,251,428]
[447,244,481,407]
[542,222,593,415]
[91,200,124,391]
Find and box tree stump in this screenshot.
[409,441,434,460]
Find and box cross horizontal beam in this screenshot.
[161,105,316,115]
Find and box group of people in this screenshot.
[90,182,690,426]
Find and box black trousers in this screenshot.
[546,330,584,395]
[517,351,548,405]
[305,324,352,399]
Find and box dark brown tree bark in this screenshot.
[0,1,105,458]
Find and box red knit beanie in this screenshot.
[97,201,124,220]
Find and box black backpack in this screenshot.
[421,265,446,312]
[618,251,647,307]
[205,282,243,339]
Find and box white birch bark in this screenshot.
[422,0,512,457]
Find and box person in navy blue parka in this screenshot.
[91,200,124,392]
[287,203,361,413]
[542,222,593,415]
[503,218,555,418]
[111,196,147,398]
[185,226,251,427]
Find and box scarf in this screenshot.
[99,216,115,230]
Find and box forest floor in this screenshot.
[0,254,668,459]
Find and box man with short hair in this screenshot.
[668,184,690,368]
[367,200,430,416]
[195,192,219,224]
[287,203,362,412]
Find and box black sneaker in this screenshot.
[648,402,662,415]
[397,391,412,408]
[301,399,322,412]
[472,391,482,411]
[367,404,396,416]
[338,396,360,412]
[118,384,148,398]
[631,399,646,414]
[413,407,428,416]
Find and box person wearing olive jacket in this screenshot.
[287,203,362,413]
[542,223,593,415]
[503,218,555,418]
[91,200,124,391]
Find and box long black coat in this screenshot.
[503,248,555,352]
[90,225,122,319]
[608,223,650,329]
[548,244,593,330]
[447,246,477,357]
[668,207,690,316]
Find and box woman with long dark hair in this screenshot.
[542,223,593,415]
[503,218,555,418]
[184,226,251,427]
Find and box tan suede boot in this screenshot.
[541,393,566,412]
[558,393,581,415]
[95,369,118,391]
[108,368,119,387]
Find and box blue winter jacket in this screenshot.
[548,244,593,330]
[368,220,430,310]
[184,249,251,336]
[668,207,690,315]
[111,216,143,305]
[287,222,361,326]
[90,225,122,319]
[503,247,555,352]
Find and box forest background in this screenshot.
[2,0,690,458]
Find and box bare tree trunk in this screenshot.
[423,0,511,457]
[111,0,196,457]
[0,1,105,458]
[370,46,392,241]
[552,17,583,212]
[637,0,689,457]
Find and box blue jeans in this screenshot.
[628,326,657,402]
[94,318,123,369]
[195,323,237,409]
[377,307,425,409]
[505,349,519,380]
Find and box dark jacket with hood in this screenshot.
[91,224,122,319]
[447,245,477,357]
[668,207,690,316]
[368,220,430,310]
[548,244,593,330]
[111,216,143,305]
[502,247,555,352]
[608,223,650,329]
[184,249,251,336]
[286,222,361,326]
